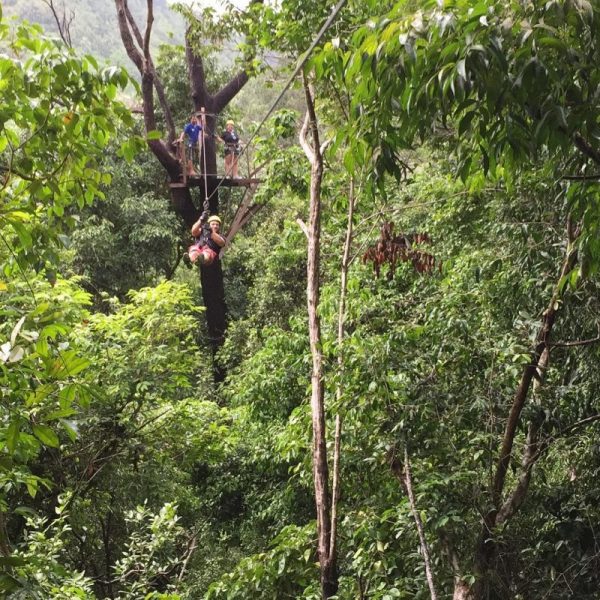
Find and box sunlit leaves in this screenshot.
[0,19,134,276]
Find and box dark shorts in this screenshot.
[224,144,240,157]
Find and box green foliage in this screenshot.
[0,275,92,503]
[5,495,94,598]
[205,524,318,600]
[0,18,134,277]
[4,2,600,599]
[113,503,184,600]
[73,280,204,410]
[70,192,181,301]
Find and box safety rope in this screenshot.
[200,107,209,214]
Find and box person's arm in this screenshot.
[211,231,226,247]
[191,216,203,237]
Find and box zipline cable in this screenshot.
[207,0,348,203]
[243,0,348,153]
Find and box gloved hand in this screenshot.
[201,209,210,222]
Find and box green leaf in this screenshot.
[0,574,20,592]
[6,420,20,454]
[32,424,60,448]
[60,419,79,442]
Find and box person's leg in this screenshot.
[201,248,218,266]
[232,154,239,178]
[224,153,232,177]
[188,243,203,263]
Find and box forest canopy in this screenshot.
[1,1,600,599]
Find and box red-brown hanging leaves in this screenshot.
[362,222,441,279]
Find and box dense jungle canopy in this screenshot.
[1,0,600,599]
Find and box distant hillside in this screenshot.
[2,0,184,66]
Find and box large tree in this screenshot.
[113,0,259,357]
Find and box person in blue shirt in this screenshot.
[178,114,203,176]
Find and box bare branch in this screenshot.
[116,0,176,141]
[299,105,315,164]
[177,535,198,582]
[496,419,542,527]
[41,0,73,47]
[213,70,251,113]
[562,174,600,181]
[574,132,600,166]
[549,334,600,349]
[222,183,259,251]
[115,0,144,73]
[523,413,600,470]
[143,0,153,64]
[491,226,578,511]
[296,218,309,239]
[329,177,355,563]
[124,0,144,47]
[391,450,439,600]
[329,415,342,563]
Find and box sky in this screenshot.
[167,0,251,14]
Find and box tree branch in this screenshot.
[561,174,600,181]
[41,0,73,47]
[143,0,153,62]
[299,104,315,164]
[115,0,144,72]
[213,70,250,113]
[573,132,600,166]
[549,333,600,349]
[116,0,177,145]
[491,227,578,511]
[391,450,439,600]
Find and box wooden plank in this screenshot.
[184,176,262,188]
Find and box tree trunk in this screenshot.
[114,0,255,376]
[300,76,338,598]
[469,219,579,599]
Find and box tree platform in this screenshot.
[169,175,261,189]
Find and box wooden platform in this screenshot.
[169,175,261,189]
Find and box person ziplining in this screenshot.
[187,213,226,266]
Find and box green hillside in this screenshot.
[2,0,183,65]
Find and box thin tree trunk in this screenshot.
[0,511,10,556]
[403,449,438,600]
[329,176,356,562]
[391,451,439,600]
[470,219,579,599]
[300,75,338,599]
